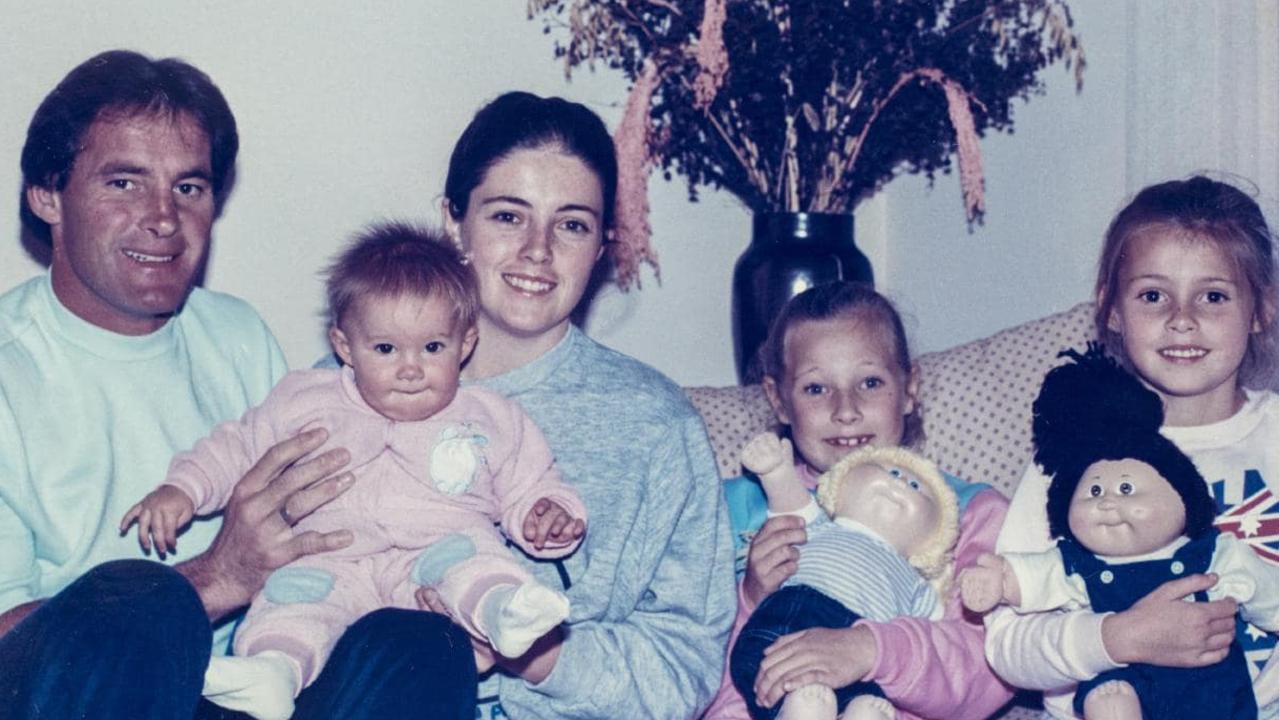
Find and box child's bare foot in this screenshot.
[1082,680,1141,720]
[841,694,896,720]
[778,683,837,720]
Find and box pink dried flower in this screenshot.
[692,0,729,110]
[612,60,661,290]
[939,78,985,220]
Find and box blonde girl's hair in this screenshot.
[757,281,922,446]
[1095,175,1279,388]
[815,445,959,597]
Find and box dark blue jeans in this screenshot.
[0,560,477,720]
[730,584,885,720]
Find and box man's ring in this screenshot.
[279,505,295,526]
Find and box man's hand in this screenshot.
[120,485,195,558]
[742,514,806,608]
[177,428,354,621]
[1102,573,1237,667]
[522,497,586,551]
[753,624,877,709]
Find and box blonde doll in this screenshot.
[733,439,959,720]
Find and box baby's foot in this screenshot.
[842,694,896,720]
[481,582,570,658]
[203,650,299,720]
[778,683,837,720]
[1081,680,1141,720]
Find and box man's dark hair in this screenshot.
[20,49,239,241]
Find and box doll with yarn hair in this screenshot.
[731,434,960,720]
[961,344,1279,720]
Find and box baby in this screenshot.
[731,434,959,719]
[122,222,586,720]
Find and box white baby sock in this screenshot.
[479,582,570,658]
[203,650,299,720]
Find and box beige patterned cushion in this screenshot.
[916,302,1097,498]
[684,385,775,477]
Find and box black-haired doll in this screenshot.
[960,344,1279,720]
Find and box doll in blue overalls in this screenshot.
[960,344,1279,720]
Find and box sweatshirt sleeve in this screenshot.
[502,416,737,719]
[859,488,1016,720]
[1212,533,1279,632]
[491,398,586,560]
[0,395,37,616]
[983,463,1118,691]
[164,376,293,514]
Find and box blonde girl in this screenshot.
[705,281,1014,720]
[987,175,1279,719]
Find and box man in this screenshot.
[0,50,475,719]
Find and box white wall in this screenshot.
[2,1,1274,387]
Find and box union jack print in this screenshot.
[1212,469,1279,674]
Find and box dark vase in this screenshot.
[731,212,873,383]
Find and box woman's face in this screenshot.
[445,146,605,354]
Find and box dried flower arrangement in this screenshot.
[529,0,1085,289]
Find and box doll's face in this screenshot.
[832,460,940,557]
[1067,458,1187,557]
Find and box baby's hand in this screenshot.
[959,553,1013,613]
[523,497,586,551]
[120,485,196,559]
[741,432,793,477]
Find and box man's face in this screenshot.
[28,111,215,335]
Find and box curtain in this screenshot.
[1126,1,1279,211]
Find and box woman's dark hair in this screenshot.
[444,91,617,230]
[758,281,921,446]
[20,49,239,242]
[1094,175,1278,387]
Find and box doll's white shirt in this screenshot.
[1006,534,1279,628]
[987,389,1279,718]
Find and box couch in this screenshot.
[685,301,1098,720]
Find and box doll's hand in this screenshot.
[753,624,877,709]
[743,514,806,608]
[1102,573,1238,667]
[741,433,792,477]
[120,485,196,559]
[415,586,496,674]
[522,497,586,551]
[960,553,1015,613]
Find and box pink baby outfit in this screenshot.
[164,367,585,688]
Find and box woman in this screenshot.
[429,91,736,719]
